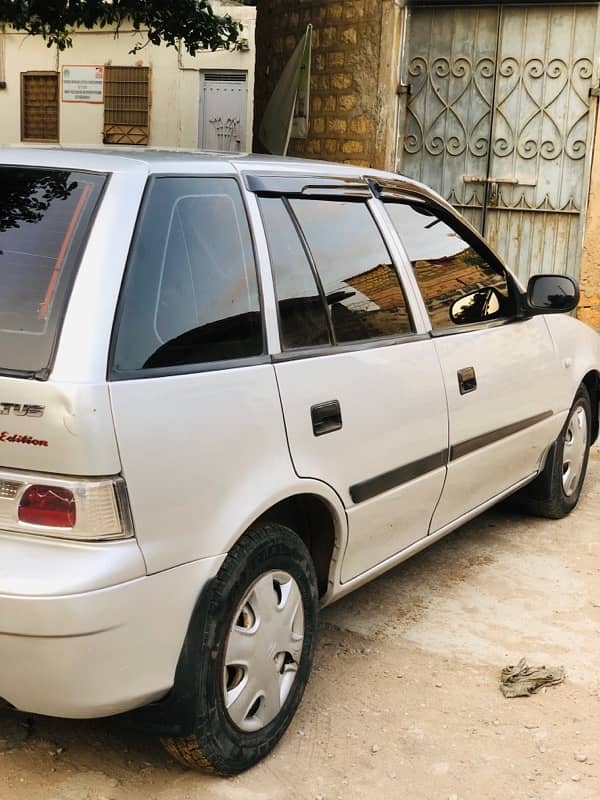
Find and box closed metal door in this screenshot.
[398,4,600,283]
[199,72,247,152]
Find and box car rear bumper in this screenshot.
[0,550,225,718]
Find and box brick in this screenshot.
[324,94,337,112]
[311,96,323,113]
[343,0,365,20]
[312,117,326,134]
[327,52,345,69]
[306,138,322,155]
[322,26,337,47]
[350,115,370,135]
[342,139,364,154]
[327,118,347,134]
[341,27,358,46]
[327,3,344,21]
[324,138,338,154]
[331,73,353,90]
[338,93,357,112]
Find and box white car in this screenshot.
[0,148,597,775]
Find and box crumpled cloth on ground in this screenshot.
[500,657,566,698]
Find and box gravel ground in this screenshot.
[1,450,599,800]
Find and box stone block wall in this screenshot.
[254,0,401,169]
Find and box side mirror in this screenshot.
[526,274,579,314]
[449,286,504,325]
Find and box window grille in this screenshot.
[21,72,59,142]
[103,66,150,146]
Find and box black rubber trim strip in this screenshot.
[349,410,554,505]
[450,410,554,462]
[350,449,448,504]
[244,173,372,199]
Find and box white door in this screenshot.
[108,175,277,573]
[383,197,563,531]
[256,190,448,583]
[199,72,247,152]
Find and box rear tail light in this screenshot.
[19,485,76,528]
[0,473,133,541]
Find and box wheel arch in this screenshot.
[252,493,344,599]
[581,370,599,444]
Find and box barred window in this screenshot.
[21,72,59,143]
[103,66,150,146]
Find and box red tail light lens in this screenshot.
[18,485,76,528]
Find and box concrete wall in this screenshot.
[0,1,256,150]
[254,0,402,170]
[579,113,600,328]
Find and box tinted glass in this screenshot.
[385,203,513,330]
[113,177,262,372]
[290,200,412,343]
[0,167,105,374]
[259,197,331,349]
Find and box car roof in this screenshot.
[0,144,422,187]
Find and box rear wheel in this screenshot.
[161,523,319,775]
[519,385,591,519]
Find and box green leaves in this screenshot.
[0,1,241,55]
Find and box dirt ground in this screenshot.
[1,452,599,800]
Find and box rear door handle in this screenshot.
[311,400,343,436]
[457,366,477,395]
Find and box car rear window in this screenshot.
[0,166,106,376]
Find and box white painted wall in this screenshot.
[0,1,256,150]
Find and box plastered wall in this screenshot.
[0,2,256,150]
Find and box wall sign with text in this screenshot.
[62,66,104,103]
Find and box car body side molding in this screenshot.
[349,410,554,505]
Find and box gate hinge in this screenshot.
[589,85,600,97]
[397,81,412,96]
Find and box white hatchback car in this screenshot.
[0,148,598,774]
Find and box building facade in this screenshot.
[254,0,600,325]
[0,1,256,151]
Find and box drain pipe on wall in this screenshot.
[0,24,7,90]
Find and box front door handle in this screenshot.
[311,400,343,436]
[457,366,477,395]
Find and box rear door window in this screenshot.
[289,199,413,343]
[0,167,106,375]
[258,196,331,350]
[112,177,263,374]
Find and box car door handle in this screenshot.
[457,366,477,395]
[311,400,343,436]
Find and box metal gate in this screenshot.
[199,71,247,153]
[398,4,600,283]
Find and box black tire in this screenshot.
[518,384,591,519]
[161,523,319,775]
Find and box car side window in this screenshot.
[112,177,263,373]
[258,196,331,349]
[289,199,412,343]
[384,202,515,331]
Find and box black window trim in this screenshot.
[245,172,372,200]
[108,172,267,382]
[271,332,431,363]
[256,194,333,350]
[0,164,110,381]
[377,188,523,336]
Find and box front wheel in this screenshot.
[162,523,319,775]
[520,384,592,519]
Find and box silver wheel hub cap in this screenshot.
[562,404,588,497]
[223,571,304,732]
